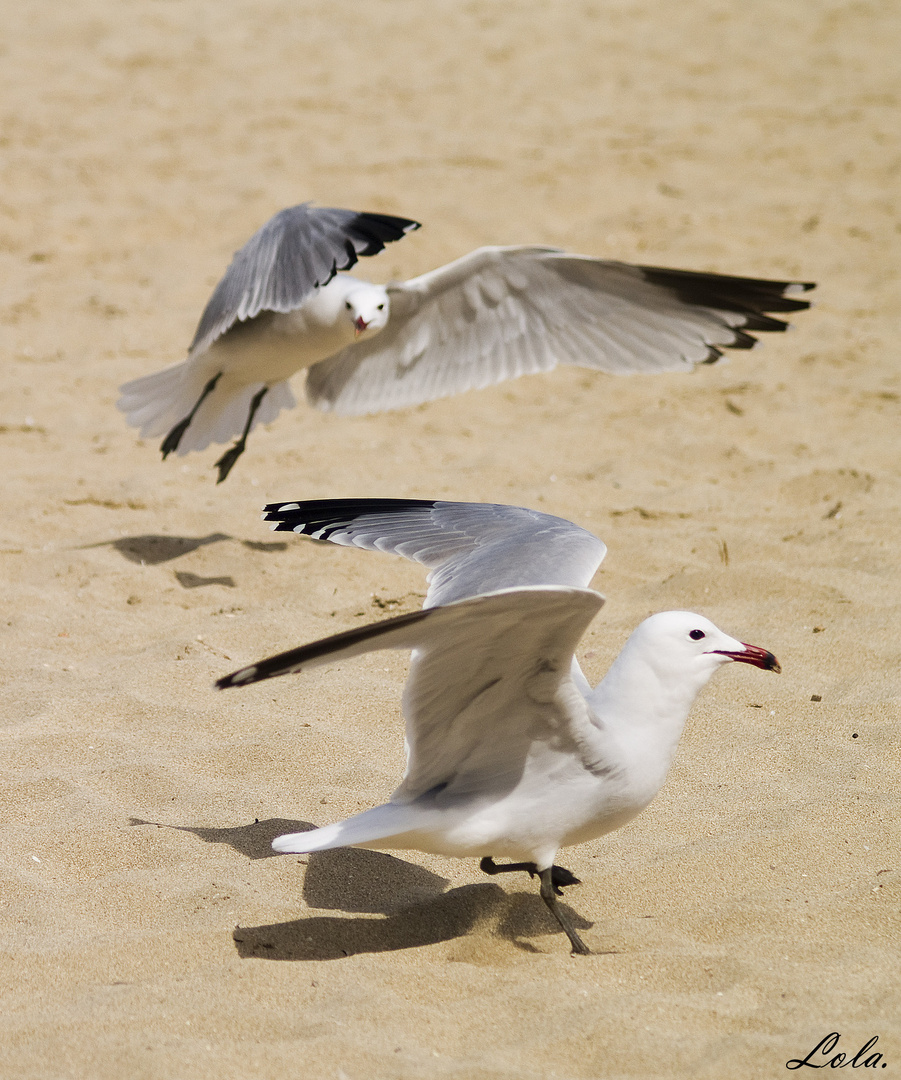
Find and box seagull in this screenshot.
[117,202,815,482]
[216,499,781,954]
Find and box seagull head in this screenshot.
[634,611,781,683]
[344,284,390,338]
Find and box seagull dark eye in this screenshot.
[689,629,706,640]
[345,301,352,309]
[376,303,384,310]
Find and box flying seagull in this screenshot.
[216,499,781,954]
[117,202,814,481]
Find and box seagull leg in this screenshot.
[213,386,268,484]
[480,857,588,954]
[537,867,591,956]
[160,373,223,459]
[480,856,581,891]
[480,856,538,878]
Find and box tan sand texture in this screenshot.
[0,1,898,1077]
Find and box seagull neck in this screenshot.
[587,647,706,773]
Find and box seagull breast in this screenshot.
[203,274,375,386]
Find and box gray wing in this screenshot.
[188,204,420,357]
[304,245,814,415]
[261,497,606,607]
[217,587,607,801]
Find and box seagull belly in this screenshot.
[370,754,650,865]
[201,310,353,387]
[473,744,662,859]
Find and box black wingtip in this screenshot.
[349,212,422,256]
[637,265,817,317]
[260,498,441,537]
[216,665,260,690]
[216,607,431,690]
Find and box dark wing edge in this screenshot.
[215,586,604,693]
[216,607,432,688]
[339,211,422,258]
[256,498,606,606]
[634,264,816,361]
[188,205,421,355]
[261,497,442,540]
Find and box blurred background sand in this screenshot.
[0,1,898,1077]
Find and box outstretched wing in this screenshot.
[217,586,607,801]
[304,245,814,415]
[261,498,606,607]
[188,204,420,357]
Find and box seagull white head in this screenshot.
[629,610,781,682]
[591,610,781,741]
[344,283,390,337]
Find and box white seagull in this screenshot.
[216,499,781,954]
[118,202,814,482]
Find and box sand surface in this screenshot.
[1,2,899,1077]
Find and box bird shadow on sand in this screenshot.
[231,884,594,962]
[174,570,236,589]
[80,533,288,565]
[129,815,311,859]
[130,816,593,960]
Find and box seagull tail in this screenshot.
[117,363,296,453]
[272,804,422,856]
[117,360,197,438]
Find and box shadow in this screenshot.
[302,847,450,914]
[131,817,451,913]
[130,817,596,958]
[128,816,313,860]
[83,534,288,565]
[232,883,506,960]
[89,533,232,564]
[232,885,595,961]
[175,570,236,589]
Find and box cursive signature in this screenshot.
[787,1032,886,1070]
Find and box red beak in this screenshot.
[713,642,781,673]
[354,316,368,334]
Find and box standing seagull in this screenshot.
[216,499,780,954]
[118,202,814,481]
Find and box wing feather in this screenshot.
[261,498,606,606]
[396,588,605,800]
[304,246,813,415]
[217,587,607,801]
[188,204,420,357]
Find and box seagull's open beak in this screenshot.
[354,316,369,335]
[713,642,781,673]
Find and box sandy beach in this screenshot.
[1,1,899,1076]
